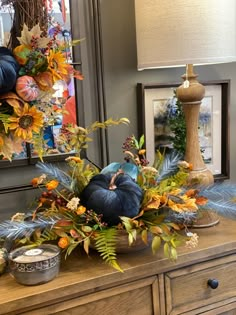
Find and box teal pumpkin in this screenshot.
[0,47,19,94]
[80,172,143,226]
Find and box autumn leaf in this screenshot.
[17,24,51,48]
[55,219,73,227]
[82,225,93,233]
[170,246,178,261]
[168,222,181,230]
[83,238,90,255]
[149,225,163,235]
[164,242,170,258]
[141,229,148,245]
[152,236,161,254]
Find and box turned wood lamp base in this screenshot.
[176,64,214,186]
[177,64,217,227]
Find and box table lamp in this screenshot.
[134,0,236,186]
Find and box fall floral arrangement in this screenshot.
[0,22,82,160]
[1,118,236,273]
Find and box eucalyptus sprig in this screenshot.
[58,117,130,155]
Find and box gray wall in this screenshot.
[1,0,236,219]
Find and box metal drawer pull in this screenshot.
[207,279,219,289]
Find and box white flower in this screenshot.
[38,174,47,184]
[11,213,25,222]
[66,197,80,211]
[185,232,199,248]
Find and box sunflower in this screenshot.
[8,103,44,140]
[47,50,69,82]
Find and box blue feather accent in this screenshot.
[36,162,73,191]
[157,150,183,182]
[101,162,139,180]
[120,163,139,180]
[101,162,121,175]
[0,217,58,240]
[198,183,236,220]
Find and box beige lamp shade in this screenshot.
[135,0,236,70]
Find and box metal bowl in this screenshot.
[8,244,61,286]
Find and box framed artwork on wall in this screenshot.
[137,80,230,181]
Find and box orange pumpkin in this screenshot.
[16,75,40,102]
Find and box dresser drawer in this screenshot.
[165,254,236,315]
[20,276,160,315]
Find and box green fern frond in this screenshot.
[32,228,59,247]
[65,240,82,258]
[158,170,189,193]
[171,170,189,187]
[94,229,123,272]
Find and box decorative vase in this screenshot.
[90,230,152,254]
[190,210,220,228]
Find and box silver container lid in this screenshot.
[9,244,60,264]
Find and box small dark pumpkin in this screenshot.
[0,47,19,94]
[80,172,143,226]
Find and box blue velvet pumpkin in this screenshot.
[0,47,19,94]
[80,172,143,226]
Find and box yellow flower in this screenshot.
[76,206,86,215]
[65,156,82,163]
[46,180,59,191]
[138,149,146,155]
[47,50,69,82]
[31,177,39,187]
[8,103,44,140]
[31,174,46,187]
[58,237,70,249]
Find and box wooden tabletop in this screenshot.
[0,217,236,314]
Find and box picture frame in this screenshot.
[137,80,230,181]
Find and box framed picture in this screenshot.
[137,80,230,181]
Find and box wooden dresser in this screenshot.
[1,217,236,315]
